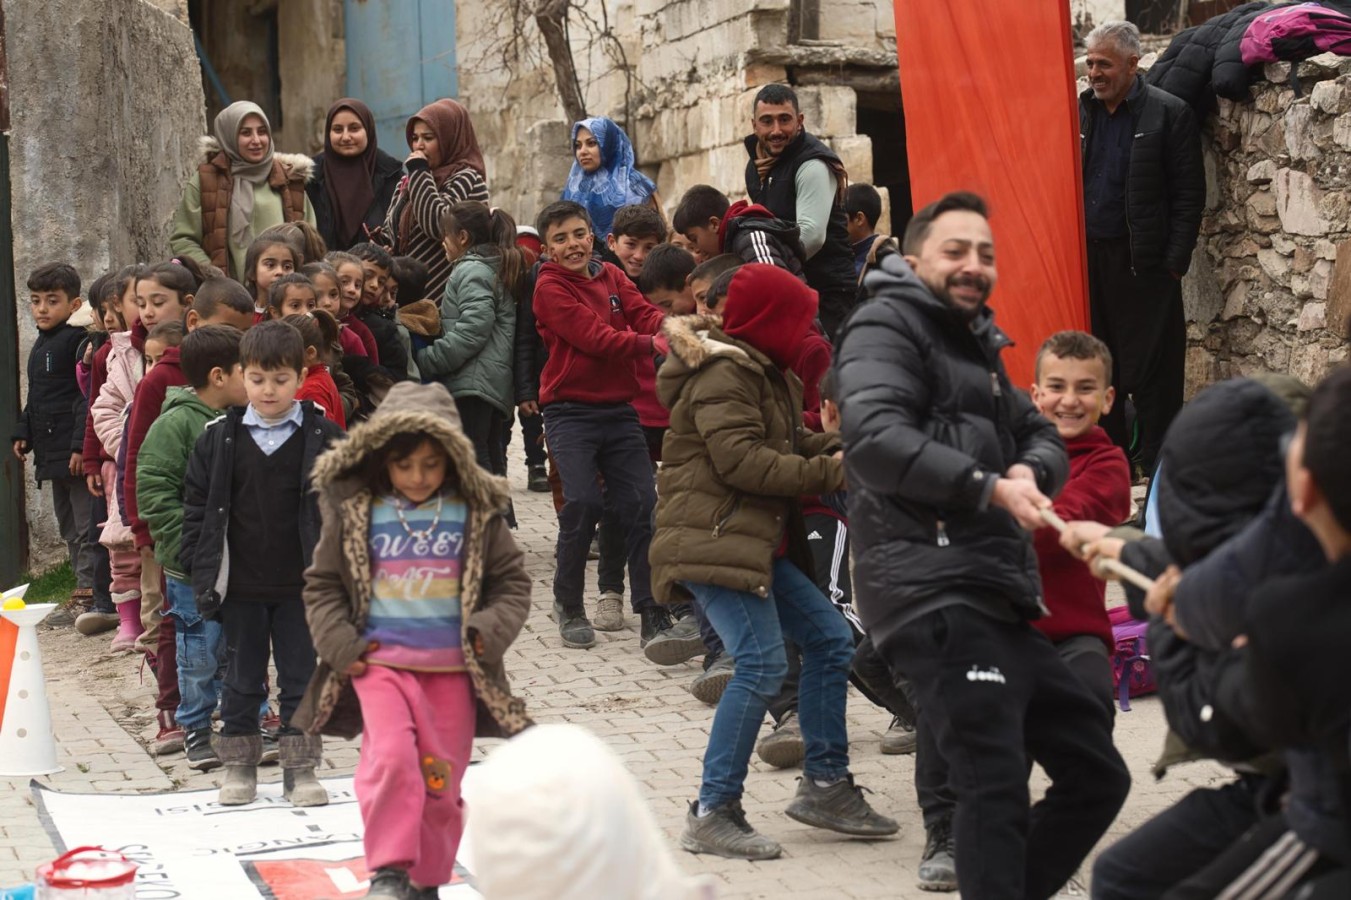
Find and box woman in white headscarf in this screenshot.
[465,724,717,900]
[170,101,316,281]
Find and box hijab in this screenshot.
[562,117,657,241]
[399,99,487,245]
[465,724,716,900]
[213,101,276,251]
[321,98,379,248]
[720,264,818,371]
[404,98,486,185]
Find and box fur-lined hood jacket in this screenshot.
[292,381,533,740]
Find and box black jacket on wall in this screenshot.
[1080,80,1206,276]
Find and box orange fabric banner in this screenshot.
[893,1,1089,389]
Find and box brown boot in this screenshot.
[214,733,262,806]
[280,733,329,807]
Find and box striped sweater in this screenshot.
[384,165,490,300]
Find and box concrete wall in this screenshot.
[7,0,206,569]
[1069,0,1128,31]
[457,0,876,226]
[276,0,346,153]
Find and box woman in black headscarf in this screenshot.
[308,98,404,251]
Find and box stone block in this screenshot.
[1315,239,1339,260]
[1183,245,1224,324]
[1271,233,1297,255]
[832,135,875,184]
[1274,168,1332,236]
[1246,190,1277,220]
[1284,104,1321,161]
[1264,62,1292,84]
[1223,281,1249,320]
[1329,238,1351,333]
[1310,80,1348,115]
[796,86,859,140]
[1247,160,1277,184]
[817,0,889,47]
[1297,302,1327,331]
[1258,248,1292,286]
[1334,113,1351,150]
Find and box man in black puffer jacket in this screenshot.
[835,191,1129,899]
[1082,20,1204,477]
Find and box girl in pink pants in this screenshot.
[295,381,533,900]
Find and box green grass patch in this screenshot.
[15,562,76,606]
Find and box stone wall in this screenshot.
[456,0,879,227]
[7,0,206,569]
[1185,54,1351,393]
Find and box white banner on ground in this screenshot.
[31,776,481,899]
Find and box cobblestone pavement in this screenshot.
[0,449,1231,897]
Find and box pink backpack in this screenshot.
[1241,2,1351,65]
[1109,605,1157,712]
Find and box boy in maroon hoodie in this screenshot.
[532,201,667,651]
[1028,330,1133,715]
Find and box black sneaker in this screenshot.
[784,774,899,837]
[679,800,782,860]
[881,715,918,755]
[185,727,222,771]
[527,464,550,493]
[918,819,958,892]
[260,730,280,765]
[639,607,673,648]
[690,653,735,705]
[365,866,410,898]
[642,612,706,665]
[555,603,596,649]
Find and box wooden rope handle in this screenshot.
[1038,508,1157,592]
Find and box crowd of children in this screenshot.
[12,80,1351,899]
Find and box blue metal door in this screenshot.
[344,0,458,155]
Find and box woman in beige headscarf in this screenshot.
[170,101,316,281]
[465,724,717,900]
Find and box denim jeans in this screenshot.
[687,558,854,810]
[164,575,224,731]
[543,402,656,614]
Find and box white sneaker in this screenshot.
[592,591,625,632]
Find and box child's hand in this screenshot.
[468,628,486,657]
[345,641,378,677]
[69,452,82,476]
[86,473,104,497]
[82,344,95,366]
[12,440,28,461]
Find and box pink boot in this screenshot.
[110,592,143,653]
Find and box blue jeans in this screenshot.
[687,558,854,810]
[164,576,224,731]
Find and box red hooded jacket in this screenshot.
[533,260,664,406]
[1032,426,1132,650]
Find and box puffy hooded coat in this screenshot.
[833,254,1068,638]
[293,382,532,740]
[12,323,85,485]
[1079,79,1205,275]
[650,314,842,606]
[415,250,517,417]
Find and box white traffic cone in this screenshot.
[0,591,62,778]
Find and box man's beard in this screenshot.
[930,273,991,319]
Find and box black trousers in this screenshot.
[503,408,547,468]
[459,396,515,527]
[1163,812,1338,900]
[88,493,113,610]
[1093,776,1268,900]
[878,605,1130,900]
[1088,237,1186,472]
[219,598,316,736]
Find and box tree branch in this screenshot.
[535,0,587,124]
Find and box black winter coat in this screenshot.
[307,149,404,251]
[1080,80,1205,275]
[12,324,86,485]
[1145,2,1271,116]
[512,259,547,405]
[725,212,807,278]
[834,255,1068,637]
[179,402,343,619]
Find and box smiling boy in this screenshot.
[1028,330,1132,711]
[606,204,666,280]
[531,200,668,650]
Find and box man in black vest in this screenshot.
[1081,20,1204,478]
[743,84,858,339]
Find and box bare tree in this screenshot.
[535,0,588,124]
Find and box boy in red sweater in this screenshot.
[1028,330,1132,716]
[907,331,1132,893]
[532,201,666,651]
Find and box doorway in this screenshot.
[855,90,913,236]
